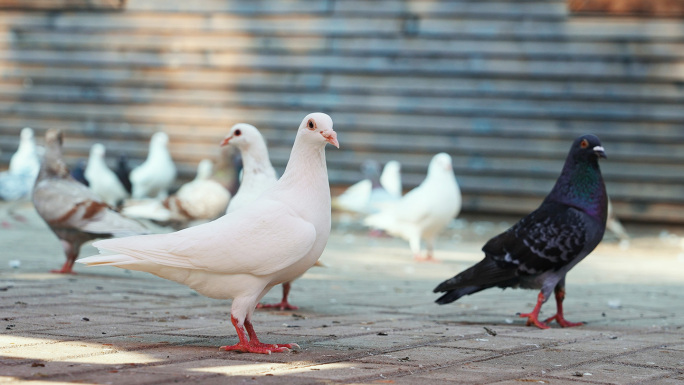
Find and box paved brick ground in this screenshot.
[1,201,683,384]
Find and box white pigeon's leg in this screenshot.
[408,233,424,261]
[415,237,440,263]
[257,282,300,311]
[220,297,298,354]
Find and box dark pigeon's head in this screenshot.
[571,134,606,162]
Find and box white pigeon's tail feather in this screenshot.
[78,253,140,267]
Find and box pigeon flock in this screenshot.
[0,112,619,353]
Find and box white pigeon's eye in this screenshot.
[234,129,242,137]
[307,119,315,130]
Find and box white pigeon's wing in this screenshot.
[389,184,433,223]
[332,179,372,213]
[92,198,316,276]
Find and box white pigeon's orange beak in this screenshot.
[322,130,339,148]
[220,136,232,147]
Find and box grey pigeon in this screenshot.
[434,135,607,329]
[32,129,148,274]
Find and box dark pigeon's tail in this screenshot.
[433,257,518,305]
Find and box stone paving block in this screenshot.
[548,361,674,384]
[310,332,444,351]
[0,339,118,361]
[355,345,490,367]
[397,361,532,384]
[614,348,684,370]
[31,323,168,339]
[434,335,556,352]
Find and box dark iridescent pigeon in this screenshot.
[434,135,607,329]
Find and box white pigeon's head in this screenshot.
[150,132,169,148]
[20,127,34,141]
[220,123,263,149]
[196,159,214,180]
[428,153,453,175]
[297,112,339,148]
[90,143,106,159]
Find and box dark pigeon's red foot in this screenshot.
[257,282,299,310]
[221,316,298,354]
[518,292,550,329]
[543,288,583,328]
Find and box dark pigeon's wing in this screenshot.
[483,201,597,276]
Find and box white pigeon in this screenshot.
[364,153,461,262]
[0,127,42,200]
[130,132,176,199]
[123,159,231,224]
[78,113,339,354]
[380,160,402,199]
[222,123,316,311]
[222,123,278,214]
[333,160,400,215]
[84,143,129,207]
[164,159,231,222]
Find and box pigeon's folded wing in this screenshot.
[484,203,588,275]
[33,178,145,236]
[90,198,317,276]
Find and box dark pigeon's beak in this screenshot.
[593,145,607,159]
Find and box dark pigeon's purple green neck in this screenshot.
[545,156,607,222]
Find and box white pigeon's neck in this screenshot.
[241,139,276,180]
[276,137,330,213]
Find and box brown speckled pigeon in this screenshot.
[434,134,607,329]
[32,129,148,274]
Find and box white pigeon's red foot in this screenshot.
[220,341,295,354]
[414,254,440,263]
[221,316,298,354]
[257,282,299,310]
[518,292,550,329]
[257,301,299,311]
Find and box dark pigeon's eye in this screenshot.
[234,129,241,137]
[307,119,315,130]
[580,139,588,149]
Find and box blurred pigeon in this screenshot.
[606,199,629,241]
[115,154,132,194]
[365,153,461,262]
[380,160,402,199]
[85,143,129,207]
[124,159,231,224]
[0,127,41,200]
[221,123,307,311]
[32,129,149,274]
[434,135,608,329]
[333,160,400,214]
[223,123,277,214]
[130,132,176,199]
[79,113,339,354]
